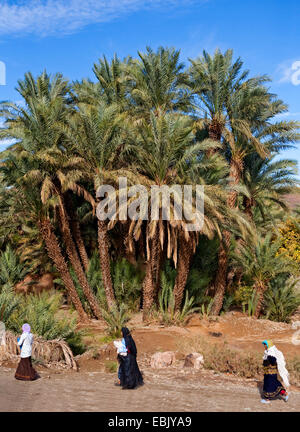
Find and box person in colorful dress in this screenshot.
[15,323,38,381]
[261,340,289,404]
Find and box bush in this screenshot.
[0,245,30,290]
[3,291,85,354]
[234,285,253,306]
[264,277,300,322]
[105,360,118,373]
[0,287,21,322]
[101,304,130,338]
[112,258,143,311]
[158,271,199,325]
[69,254,143,315]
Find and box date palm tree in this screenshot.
[0,154,88,322]
[108,111,230,318]
[125,46,191,119]
[61,101,126,309]
[241,155,298,223]
[189,49,297,314]
[232,233,293,317]
[0,72,101,319]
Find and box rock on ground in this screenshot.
[150,351,176,368]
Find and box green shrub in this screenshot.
[105,360,118,373]
[0,287,21,322]
[0,245,30,290]
[158,271,199,325]
[199,298,214,318]
[112,258,143,311]
[101,304,130,338]
[264,277,300,322]
[5,291,84,348]
[234,285,253,306]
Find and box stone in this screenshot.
[150,351,176,368]
[184,352,204,369]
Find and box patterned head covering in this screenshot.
[22,323,31,333]
[262,340,274,349]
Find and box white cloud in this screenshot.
[274,112,300,120]
[278,60,300,86]
[0,0,195,37]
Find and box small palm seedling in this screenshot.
[101,304,130,338]
[199,298,214,319]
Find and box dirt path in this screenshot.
[0,368,299,412]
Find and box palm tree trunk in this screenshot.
[38,219,88,322]
[151,227,162,301]
[142,227,159,320]
[65,194,89,271]
[212,156,243,315]
[174,233,193,310]
[97,220,116,309]
[211,236,229,315]
[142,259,155,321]
[57,205,102,320]
[70,218,89,272]
[254,281,266,318]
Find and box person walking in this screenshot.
[117,327,143,390]
[15,323,38,381]
[261,340,289,404]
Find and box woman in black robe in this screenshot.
[117,327,143,389]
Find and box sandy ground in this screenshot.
[0,367,299,412]
[1,313,299,412]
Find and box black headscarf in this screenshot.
[122,327,137,357]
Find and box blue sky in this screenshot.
[0,0,299,178]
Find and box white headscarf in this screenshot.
[263,344,290,388]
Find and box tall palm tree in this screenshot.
[93,54,129,106]
[109,112,229,318]
[232,233,293,317]
[125,46,191,119]
[189,49,287,314]
[62,101,124,309]
[241,155,298,222]
[0,72,101,319]
[0,155,88,322]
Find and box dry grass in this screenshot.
[0,331,77,370]
[104,360,118,373]
[177,336,300,386]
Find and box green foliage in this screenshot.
[112,258,143,311]
[264,277,300,322]
[86,251,106,307]
[199,298,214,318]
[105,360,118,373]
[233,233,293,290]
[101,304,130,338]
[0,287,21,323]
[221,293,235,313]
[71,255,143,315]
[234,285,254,305]
[6,292,78,341]
[0,245,30,290]
[246,290,260,316]
[158,270,199,325]
[186,236,219,305]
